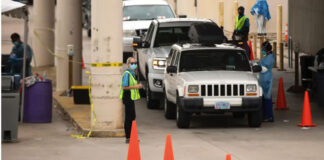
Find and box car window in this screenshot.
[145,23,155,43]
[174,51,181,66]
[171,50,178,66]
[154,27,190,47]
[179,50,251,72]
[123,5,175,21]
[167,49,175,66]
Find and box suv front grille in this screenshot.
[200,84,245,97]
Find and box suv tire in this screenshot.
[176,96,191,128]
[248,109,262,127]
[164,91,176,119]
[146,82,160,109]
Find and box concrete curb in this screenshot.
[53,92,125,137]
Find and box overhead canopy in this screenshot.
[2,0,26,18]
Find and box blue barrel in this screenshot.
[23,80,52,123]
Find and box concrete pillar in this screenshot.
[90,0,124,131]
[32,0,55,67]
[176,0,195,18]
[55,0,82,91]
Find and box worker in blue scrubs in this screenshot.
[258,41,274,122]
[8,33,33,77]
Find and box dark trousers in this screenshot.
[123,90,136,139]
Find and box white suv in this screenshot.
[123,0,176,62]
[163,43,263,128]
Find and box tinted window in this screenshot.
[179,50,250,72]
[154,27,190,47]
[123,5,175,21]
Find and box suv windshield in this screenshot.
[154,27,191,47]
[123,5,175,21]
[179,50,251,72]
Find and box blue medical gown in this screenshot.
[251,0,271,20]
[258,53,274,99]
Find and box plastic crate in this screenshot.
[72,86,90,104]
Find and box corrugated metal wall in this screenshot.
[289,0,324,55]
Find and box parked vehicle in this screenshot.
[163,43,263,128]
[134,18,222,109]
[122,0,176,62]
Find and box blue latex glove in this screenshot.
[11,57,19,61]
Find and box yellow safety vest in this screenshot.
[235,15,248,31]
[119,71,141,101]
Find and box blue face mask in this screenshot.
[262,50,267,56]
[130,64,137,70]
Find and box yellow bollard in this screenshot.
[273,42,277,68]
[219,1,224,28]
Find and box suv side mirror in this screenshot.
[252,65,262,73]
[142,41,150,48]
[133,36,142,49]
[167,66,177,73]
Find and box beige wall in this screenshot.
[165,0,288,34]
[289,0,324,55]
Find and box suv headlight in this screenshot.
[188,85,199,93]
[246,84,257,92]
[123,30,135,37]
[152,58,166,70]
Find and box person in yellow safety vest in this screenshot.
[120,57,142,144]
[233,6,250,59]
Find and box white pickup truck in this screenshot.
[163,43,263,128]
[134,18,213,109]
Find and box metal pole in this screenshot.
[194,0,197,18]
[273,42,277,68]
[21,8,29,122]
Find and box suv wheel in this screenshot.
[176,96,191,128]
[164,91,176,119]
[146,82,160,109]
[248,109,262,127]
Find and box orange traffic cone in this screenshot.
[275,77,288,110]
[248,40,254,60]
[298,91,316,127]
[284,23,288,43]
[81,57,86,69]
[127,121,141,160]
[163,134,174,160]
[226,154,231,160]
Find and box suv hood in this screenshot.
[123,20,152,30]
[152,46,172,58]
[179,71,258,84]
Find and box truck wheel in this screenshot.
[146,82,160,109]
[248,109,262,127]
[176,98,191,128]
[164,92,176,119]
